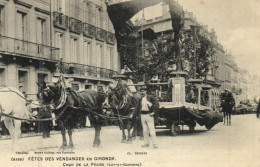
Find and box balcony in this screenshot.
[69,18,83,34]
[106,32,116,44]
[96,28,107,41]
[83,23,96,38]
[53,12,68,30]
[0,35,59,61]
[206,75,215,82]
[57,62,117,79]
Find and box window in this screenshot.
[55,32,64,59]
[0,6,4,46]
[85,85,92,90]
[55,0,65,13]
[84,3,89,23]
[87,3,95,25]
[70,37,78,63]
[18,70,28,93]
[36,18,46,45]
[37,73,48,94]
[107,47,113,69]
[0,68,6,86]
[83,41,91,65]
[109,47,114,69]
[96,44,103,67]
[16,11,27,40]
[95,7,101,27]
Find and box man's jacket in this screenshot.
[136,95,159,115]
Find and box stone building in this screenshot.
[0,0,120,100]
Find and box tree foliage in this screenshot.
[117,27,214,82]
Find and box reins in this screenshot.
[0,80,133,123]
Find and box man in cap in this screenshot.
[136,86,159,148]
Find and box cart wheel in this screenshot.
[170,123,180,136]
[189,126,195,132]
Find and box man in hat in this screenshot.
[221,89,235,125]
[136,86,159,148]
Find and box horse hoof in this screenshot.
[139,137,144,140]
[127,141,132,144]
[121,139,126,143]
[67,146,74,151]
[59,145,67,151]
[93,144,99,148]
[132,137,136,140]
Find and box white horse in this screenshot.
[0,86,31,152]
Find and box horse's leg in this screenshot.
[67,127,74,151]
[4,118,15,152]
[127,121,132,143]
[13,119,22,151]
[59,120,67,150]
[229,112,231,126]
[93,124,101,147]
[132,118,137,140]
[121,129,126,143]
[223,112,226,125]
[226,112,229,126]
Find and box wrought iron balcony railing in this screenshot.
[83,23,96,38]
[106,32,116,44]
[69,17,83,34]
[58,62,118,79]
[53,12,68,30]
[96,28,107,41]
[0,35,59,61]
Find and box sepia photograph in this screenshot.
[0,0,260,166]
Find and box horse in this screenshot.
[108,82,142,143]
[42,76,106,150]
[0,86,31,152]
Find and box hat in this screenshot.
[140,86,147,91]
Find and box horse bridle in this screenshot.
[110,85,128,110]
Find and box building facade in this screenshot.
[0,0,120,100]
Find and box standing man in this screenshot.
[221,89,235,125]
[256,99,260,118]
[137,86,159,148]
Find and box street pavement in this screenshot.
[1,114,260,167]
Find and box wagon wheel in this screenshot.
[170,122,180,136]
[189,126,195,132]
[187,121,196,132]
